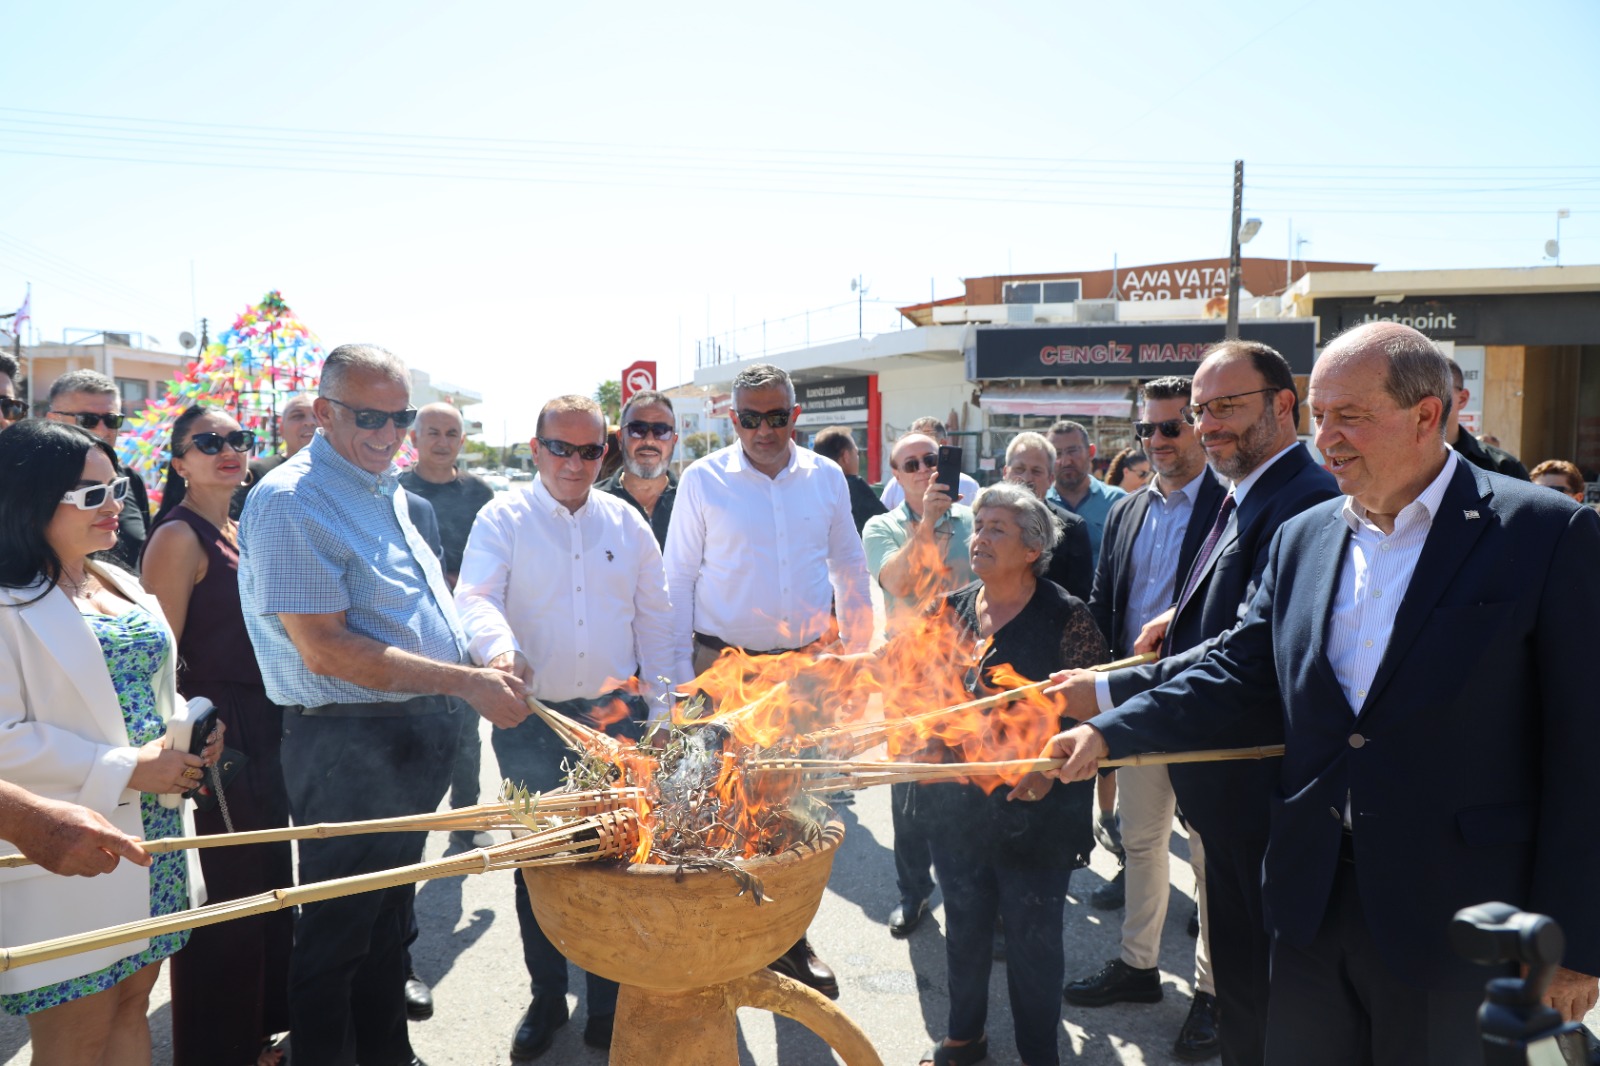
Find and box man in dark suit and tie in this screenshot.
[1044,323,1600,1065]
[1065,375,1229,1060]
[1050,341,1339,1065]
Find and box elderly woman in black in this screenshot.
[883,480,1109,1066]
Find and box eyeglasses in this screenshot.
[1134,419,1186,440]
[179,430,256,456]
[52,411,124,430]
[61,476,131,510]
[537,437,606,461]
[1181,388,1281,424]
[735,408,792,430]
[624,420,675,441]
[323,396,418,430]
[896,452,940,474]
[0,398,27,420]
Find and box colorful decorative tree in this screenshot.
[117,290,325,506]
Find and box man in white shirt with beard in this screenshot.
[664,361,871,999]
[455,393,681,1061]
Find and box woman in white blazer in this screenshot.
[0,420,219,1065]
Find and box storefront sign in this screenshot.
[1335,302,1477,339]
[796,375,871,426]
[969,320,1316,379]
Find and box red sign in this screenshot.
[621,361,657,405]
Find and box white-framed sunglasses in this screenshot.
[61,476,131,510]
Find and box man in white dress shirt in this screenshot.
[456,394,681,1060]
[663,362,872,998]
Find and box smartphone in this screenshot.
[935,445,963,499]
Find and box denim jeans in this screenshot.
[930,842,1072,1066]
[491,696,642,1017]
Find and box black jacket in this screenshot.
[1452,429,1529,481]
[1088,470,1227,657]
[1042,500,1094,602]
[1106,444,1339,843]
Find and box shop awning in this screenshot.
[978,384,1136,418]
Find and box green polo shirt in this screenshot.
[862,501,975,637]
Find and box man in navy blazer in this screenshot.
[1069,375,1228,1058]
[1044,323,1600,1065]
[1053,341,1339,1065]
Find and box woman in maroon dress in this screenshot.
[142,405,292,1066]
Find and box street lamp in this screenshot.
[1225,159,1262,340]
[851,275,868,338]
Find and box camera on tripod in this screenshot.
[1453,902,1600,1065]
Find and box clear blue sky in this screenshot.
[2,0,1596,444]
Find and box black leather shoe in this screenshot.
[768,937,840,999]
[1173,990,1221,1061]
[404,970,433,1021]
[889,898,928,938]
[510,992,569,1060]
[583,1013,614,1049]
[1063,958,1163,1007]
[1090,868,1126,910]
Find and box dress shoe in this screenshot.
[1094,811,1124,858]
[510,992,569,1059]
[1090,868,1126,910]
[1173,990,1220,1061]
[1063,958,1163,1007]
[583,1013,614,1049]
[450,829,495,849]
[404,969,433,1021]
[889,898,928,938]
[768,937,839,999]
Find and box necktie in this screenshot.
[1174,491,1236,617]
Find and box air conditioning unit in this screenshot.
[1075,300,1118,323]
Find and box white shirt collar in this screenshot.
[1340,449,1458,535]
[530,475,592,518]
[724,440,799,479]
[1149,467,1212,506]
[1229,441,1301,507]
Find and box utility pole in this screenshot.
[1225,160,1245,341]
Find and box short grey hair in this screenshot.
[1378,336,1454,432]
[1005,431,1057,467]
[49,369,117,404]
[971,481,1056,577]
[731,363,795,407]
[319,343,409,398]
[908,416,948,444]
[620,389,675,424]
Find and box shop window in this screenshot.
[1002,279,1081,305]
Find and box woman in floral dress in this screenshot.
[0,420,220,1065]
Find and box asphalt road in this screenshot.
[6,722,1600,1065]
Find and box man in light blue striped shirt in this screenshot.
[239,343,528,1066]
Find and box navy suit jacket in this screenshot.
[1094,458,1600,987]
[1107,443,1339,842]
[1088,469,1227,658]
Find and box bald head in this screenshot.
[1309,322,1452,529]
[410,401,468,481]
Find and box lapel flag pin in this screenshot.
[1464,509,1480,520]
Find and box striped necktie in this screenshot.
[1174,491,1236,617]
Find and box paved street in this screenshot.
[5,718,1599,1065]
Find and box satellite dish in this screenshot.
[1545,240,1560,259]
[179,331,197,350]
[850,278,860,292]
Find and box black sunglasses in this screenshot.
[180,430,256,456]
[896,452,940,474]
[624,420,674,441]
[323,396,418,430]
[1134,420,1186,440]
[0,398,27,420]
[538,437,606,461]
[735,408,792,430]
[53,411,124,430]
